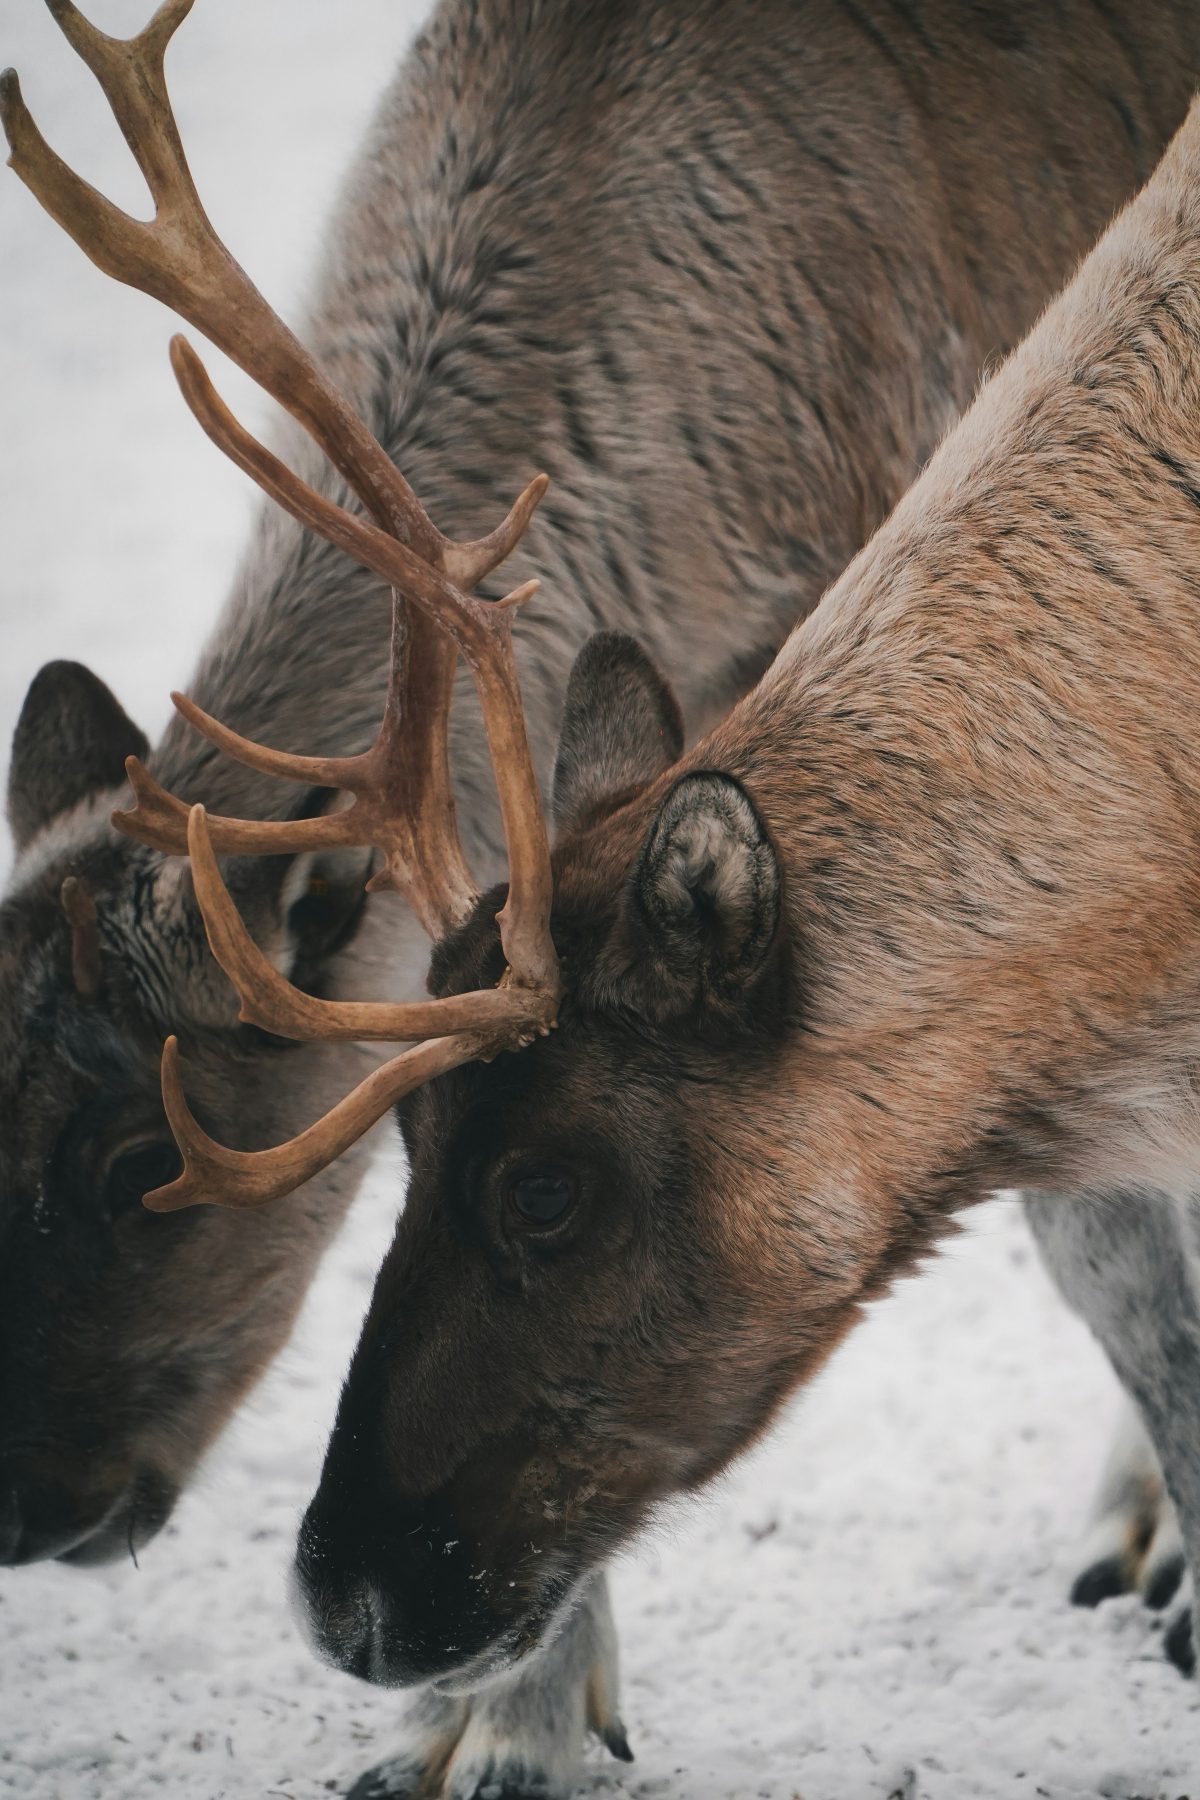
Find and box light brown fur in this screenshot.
[295,100,1200,1710]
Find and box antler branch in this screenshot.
[8,0,563,1209]
[148,1033,482,1211]
[159,337,556,985]
[185,804,544,1045]
[4,0,465,569]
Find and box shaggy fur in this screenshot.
[295,97,1200,1730]
[6,1,1200,1793]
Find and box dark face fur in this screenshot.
[1,853,186,1564]
[0,663,369,1568]
[296,636,830,1688]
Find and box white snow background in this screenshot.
[2,2,1198,1796]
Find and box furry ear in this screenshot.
[552,632,684,836]
[612,772,783,1021]
[8,661,149,851]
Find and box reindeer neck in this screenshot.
[701,101,1200,1221]
[149,0,1200,872]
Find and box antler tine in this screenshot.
[169,333,555,989]
[169,691,358,789]
[114,755,369,860]
[185,804,524,1043]
[42,0,198,205]
[2,0,513,577]
[60,875,102,1000]
[11,1,564,1212]
[168,336,549,636]
[112,689,370,852]
[451,469,553,591]
[149,1032,482,1211]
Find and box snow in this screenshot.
[2,3,1198,1796]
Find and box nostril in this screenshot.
[292,1551,379,1679]
[292,1514,406,1686]
[346,1580,386,1682]
[0,1485,22,1564]
[293,1488,487,1687]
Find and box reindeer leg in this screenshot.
[1025,1186,1200,1677]
[1066,1397,1187,1615]
[347,1574,628,1800]
[346,1690,469,1800]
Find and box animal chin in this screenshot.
[430,1569,590,1695]
[54,1470,177,1568]
[428,1625,529,1694]
[0,1461,177,1569]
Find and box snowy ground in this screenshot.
[2,3,1199,1797]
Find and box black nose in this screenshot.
[293,1486,504,1687]
[295,1501,422,1686]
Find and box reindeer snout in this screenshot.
[290,1552,407,1687]
[293,1483,514,1688]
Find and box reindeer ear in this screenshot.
[552,632,684,836]
[8,661,149,851]
[619,772,783,1019]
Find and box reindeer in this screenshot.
[6,1,1200,1794]
[98,77,1200,1713]
[108,88,1200,1719]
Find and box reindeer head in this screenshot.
[0,656,382,1567]
[0,661,186,1566]
[292,633,843,1689]
[122,612,887,1696]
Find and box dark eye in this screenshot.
[106,1143,183,1213]
[505,1166,576,1229]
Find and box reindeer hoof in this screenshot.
[446,1763,559,1799]
[1165,1592,1197,1678]
[1069,1485,1198,1679]
[345,1759,426,1799]
[346,1746,579,1800]
[1071,1468,1183,1613]
[345,1759,574,1798]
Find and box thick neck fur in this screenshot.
[696,100,1200,1270]
[150,0,1200,885]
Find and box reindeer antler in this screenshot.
[0,0,530,580]
[2,0,561,1211]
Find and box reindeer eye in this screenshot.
[106,1142,183,1213]
[506,1167,576,1228]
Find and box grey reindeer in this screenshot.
[4,1,1200,1795]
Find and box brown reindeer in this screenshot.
[101,93,1200,1709]
[9,0,1200,1791]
